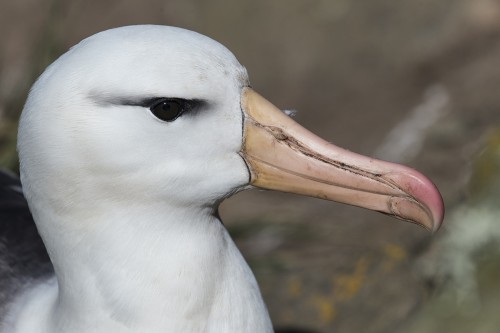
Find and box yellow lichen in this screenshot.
[382,243,407,272]
[310,295,337,324]
[287,275,303,298]
[332,257,369,301]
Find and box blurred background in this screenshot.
[1,1,500,332]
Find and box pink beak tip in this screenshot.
[394,170,445,233]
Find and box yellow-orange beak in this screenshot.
[240,88,444,232]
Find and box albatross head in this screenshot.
[14,25,444,331]
[19,26,251,212]
[19,25,443,232]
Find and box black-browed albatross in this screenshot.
[0,25,444,332]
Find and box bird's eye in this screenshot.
[150,99,185,122]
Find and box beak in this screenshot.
[240,88,444,232]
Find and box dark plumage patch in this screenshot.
[0,169,53,316]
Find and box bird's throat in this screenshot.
[8,205,273,332]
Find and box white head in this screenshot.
[19,26,250,218]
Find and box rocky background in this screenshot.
[1,1,500,332]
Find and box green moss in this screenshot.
[469,128,500,200]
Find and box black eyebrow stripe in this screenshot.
[124,97,165,108]
[88,92,210,109]
[136,98,209,110]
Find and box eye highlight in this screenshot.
[150,99,185,122]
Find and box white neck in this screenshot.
[5,203,273,333]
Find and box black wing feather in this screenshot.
[0,169,53,313]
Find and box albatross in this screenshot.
[0,25,444,332]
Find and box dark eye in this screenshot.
[150,99,185,122]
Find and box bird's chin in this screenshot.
[239,88,444,232]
